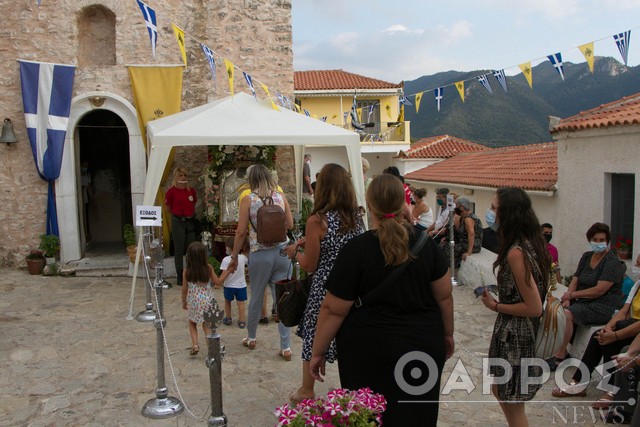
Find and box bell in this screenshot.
[0,118,17,145]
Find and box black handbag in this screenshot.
[275,261,311,327]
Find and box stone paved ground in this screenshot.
[0,269,610,426]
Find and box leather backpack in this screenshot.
[250,195,287,244]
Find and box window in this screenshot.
[356,100,380,134]
[610,173,635,247]
[77,6,116,67]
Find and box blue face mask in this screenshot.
[590,241,608,253]
[485,208,496,230]
[437,199,444,206]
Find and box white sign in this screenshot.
[136,205,162,227]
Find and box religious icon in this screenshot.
[219,167,248,224]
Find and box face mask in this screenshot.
[485,209,496,230]
[590,241,608,253]
[543,234,552,243]
[437,199,444,206]
[178,180,188,184]
[454,207,462,215]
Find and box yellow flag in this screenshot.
[128,65,183,249]
[455,81,465,102]
[356,107,363,123]
[260,83,279,111]
[385,102,392,119]
[397,105,404,122]
[294,104,302,114]
[579,42,595,74]
[171,24,187,66]
[519,62,533,89]
[415,92,423,114]
[224,59,235,96]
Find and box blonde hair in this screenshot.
[247,164,278,198]
[361,157,370,174]
[367,174,410,266]
[171,167,191,190]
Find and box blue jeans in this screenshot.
[247,247,291,350]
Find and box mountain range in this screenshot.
[403,57,640,147]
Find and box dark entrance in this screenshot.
[77,110,131,252]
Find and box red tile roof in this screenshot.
[405,142,557,191]
[551,92,640,132]
[398,135,490,159]
[294,70,402,91]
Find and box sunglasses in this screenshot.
[473,284,498,298]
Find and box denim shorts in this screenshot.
[223,286,247,302]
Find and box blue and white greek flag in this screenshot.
[547,53,565,81]
[136,0,158,57]
[276,92,286,108]
[493,69,508,93]
[200,44,217,90]
[243,72,256,100]
[434,87,443,112]
[399,95,413,106]
[320,116,327,122]
[367,104,375,122]
[614,31,631,66]
[477,75,493,94]
[350,96,365,131]
[304,109,311,117]
[19,60,76,236]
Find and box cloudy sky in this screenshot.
[292,0,640,83]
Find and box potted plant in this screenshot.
[615,236,633,260]
[25,249,45,275]
[275,387,386,426]
[123,224,137,262]
[39,234,60,264]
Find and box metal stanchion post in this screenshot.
[449,209,458,286]
[136,228,156,322]
[204,297,228,427]
[141,268,184,419]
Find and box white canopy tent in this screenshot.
[127,92,364,318]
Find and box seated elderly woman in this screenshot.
[441,196,483,268]
[546,222,625,371]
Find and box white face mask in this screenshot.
[178,180,188,184]
[590,241,608,253]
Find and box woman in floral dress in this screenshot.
[481,187,552,426]
[284,163,364,404]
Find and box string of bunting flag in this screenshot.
[133,0,638,132]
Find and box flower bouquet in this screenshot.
[615,236,633,259]
[275,388,386,426]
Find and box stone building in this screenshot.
[0,0,293,266]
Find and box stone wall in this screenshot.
[0,0,293,267]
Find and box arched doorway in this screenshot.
[77,110,132,252]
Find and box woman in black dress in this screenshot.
[480,187,552,427]
[310,174,454,426]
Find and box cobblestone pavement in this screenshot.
[0,269,609,426]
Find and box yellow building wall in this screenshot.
[298,95,400,129]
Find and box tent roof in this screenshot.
[147,92,359,147]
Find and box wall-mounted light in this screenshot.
[0,118,17,147]
[90,96,106,107]
[464,188,474,195]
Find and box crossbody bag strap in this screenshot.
[354,232,429,309]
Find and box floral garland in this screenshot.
[201,145,277,224]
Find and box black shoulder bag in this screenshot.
[354,232,429,309]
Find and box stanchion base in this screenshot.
[208,414,228,427]
[136,309,156,322]
[142,396,184,419]
[161,280,172,290]
[451,277,459,287]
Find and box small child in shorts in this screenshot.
[220,237,248,328]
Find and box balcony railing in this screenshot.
[358,121,410,145]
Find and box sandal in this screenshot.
[546,354,572,372]
[551,384,587,398]
[592,392,615,409]
[242,338,257,350]
[223,317,232,325]
[189,345,199,356]
[280,348,292,361]
[289,390,314,406]
[238,321,246,329]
